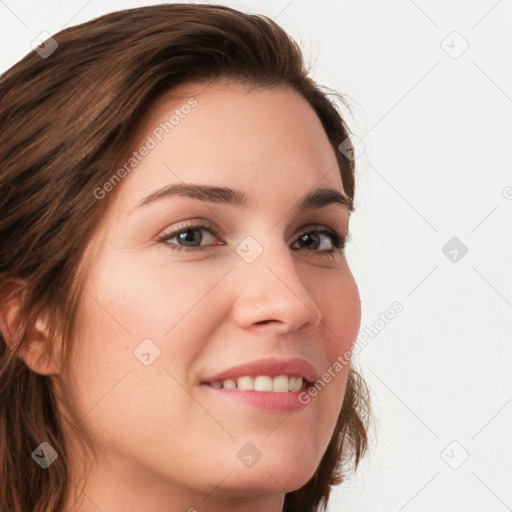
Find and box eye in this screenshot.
[158,221,221,252]
[158,221,347,256]
[291,226,346,256]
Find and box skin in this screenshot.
[42,81,361,511]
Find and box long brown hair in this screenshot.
[0,4,371,511]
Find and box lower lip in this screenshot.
[201,384,313,413]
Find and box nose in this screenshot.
[231,241,323,335]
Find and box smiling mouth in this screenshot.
[202,374,311,392]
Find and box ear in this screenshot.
[0,279,61,375]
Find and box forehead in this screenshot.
[115,80,346,211]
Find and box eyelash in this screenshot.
[158,221,347,258]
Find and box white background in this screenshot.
[1,1,511,511]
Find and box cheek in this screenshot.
[80,249,230,338]
[67,253,229,403]
[316,269,361,419]
[320,267,361,356]
[60,256,227,453]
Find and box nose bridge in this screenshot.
[231,232,322,333]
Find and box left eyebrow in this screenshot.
[134,183,353,213]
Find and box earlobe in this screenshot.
[0,280,60,375]
[16,318,60,376]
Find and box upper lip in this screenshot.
[201,357,319,384]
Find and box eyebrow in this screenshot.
[135,183,353,213]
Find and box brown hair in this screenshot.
[0,4,371,511]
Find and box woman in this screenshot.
[0,4,371,511]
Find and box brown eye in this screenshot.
[291,228,346,255]
[159,222,221,252]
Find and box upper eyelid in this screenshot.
[159,220,218,239]
[159,222,347,243]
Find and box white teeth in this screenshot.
[272,375,289,393]
[254,375,273,392]
[290,377,303,392]
[237,376,253,390]
[223,378,236,389]
[209,375,305,392]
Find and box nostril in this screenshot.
[255,320,274,326]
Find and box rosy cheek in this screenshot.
[324,277,361,343]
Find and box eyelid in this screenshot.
[292,222,349,244]
[158,219,348,256]
[293,223,346,239]
[158,218,219,238]
[158,221,345,242]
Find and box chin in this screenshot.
[215,462,319,499]
[214,440,323,497]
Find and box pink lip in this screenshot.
[202,386,312,413]
[200,357,319,414]
[200,357,319,384]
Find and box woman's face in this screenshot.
[57,81,361,510]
